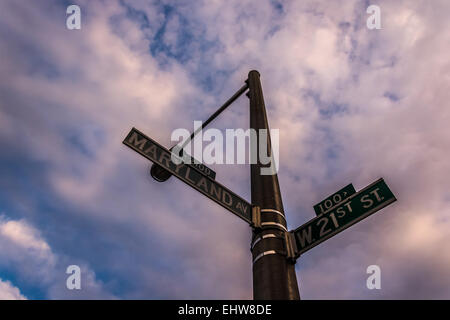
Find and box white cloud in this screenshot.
[0,215,115,299]
[0,279,27,300]
[0,215,56,275]
[0,217,51,252]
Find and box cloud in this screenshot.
[0,0,449,299]
[0,215,56,284]
[0,279,27,300]
[0,217,51,253]
[0,214,115,299]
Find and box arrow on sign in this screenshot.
[123,127,252,224]
[291,178,396,257]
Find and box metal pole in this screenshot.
[150,83,249,182]
[248,70,300,300]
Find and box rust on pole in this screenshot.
[248,70,300,300]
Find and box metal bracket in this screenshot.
[284,231,298,263]
[252,206,298,263]
[251,205,261,229]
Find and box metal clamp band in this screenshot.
[261,222,288,232]
[261,208,286,220]
[284,232,297,262]
[253,250,278,264]
[251,233,278,250]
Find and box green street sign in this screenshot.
[291,178,396,257]
[313,183,356,216]
[179,152,216,180]
[123,127,252,224]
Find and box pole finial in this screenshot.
[248,70,260,77]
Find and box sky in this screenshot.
[0,0,449,299]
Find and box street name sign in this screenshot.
[123,127,252,224]
[291,178,396,257]
[313,183,356,216]
[181,153,216,180]
[150,150,216,183]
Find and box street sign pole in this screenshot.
[248,70,300,300]
[123,70,397,300]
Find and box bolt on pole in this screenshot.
[248,70,300,300]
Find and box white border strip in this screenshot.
[251,233,278,250]
[253,250,277,264]
[261,222,288,232]
[261,208,286,220]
